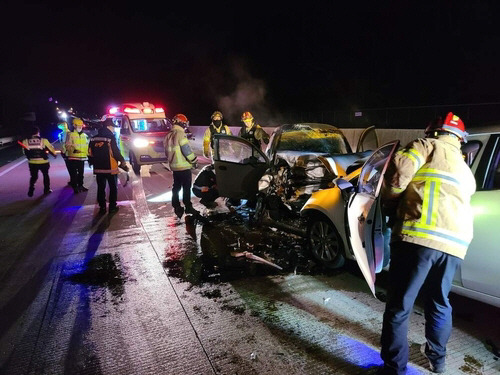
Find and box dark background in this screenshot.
[1,1,499,133]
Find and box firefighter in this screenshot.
[57,121,71,183]
[88,119,128,214]
[66,118,89,193]
[165,114,198,218]
[22,126,57,196]
[378,112,476,375]
[238,111,269,149]
[202,110,232,159]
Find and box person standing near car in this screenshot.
[66,118,89,193]
[378,112,476,375]
[238,111,269,149]
[202,110,232,159]
[165,114,198,218]
[88,119,128,214]
[22,126,57,197]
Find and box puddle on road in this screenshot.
[66,253,127,300]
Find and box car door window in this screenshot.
[486,143,500,190]
[358,142,399,196]
[218,138,266,164]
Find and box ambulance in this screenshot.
[104,102,171,174]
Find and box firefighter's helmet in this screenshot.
[211,111,223,121]
[173,113,189,127]
[241,111,254,121]
[425,112,468,142]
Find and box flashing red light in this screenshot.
[124,107,141,114]
[109,107,119,115]
[155,107,164,113]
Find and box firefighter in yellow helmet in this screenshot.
[22,126,57,196]
[165,114,198,218]
[202,111,232,159]
[66,118,89,193]
[238,111,269,149]
[378,112,475,374]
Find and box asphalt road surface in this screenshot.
[0,143,498,375]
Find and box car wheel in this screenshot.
[130,152,141,175]
[307,218,345,269]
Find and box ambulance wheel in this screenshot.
[130,153,141,175]
[307,217,345,269]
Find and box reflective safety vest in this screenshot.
[238,123,269,149]
[202,123,232,158]
[22,136,56,164]
[382,135,476,259]
[165,124,197,171]
[66,131,89,160]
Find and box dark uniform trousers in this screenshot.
[29,163,50,192]
[68,160,85,188]
[380,241,461,375]
[96,174,118,209]
[172,169,192,209]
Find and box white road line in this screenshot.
[0,159,27,177]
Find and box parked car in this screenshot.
[210,123,378,229]
[302,133,500,308]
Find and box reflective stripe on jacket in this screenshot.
[202,123,232,158]
[22,137,55,164]
[66,131,89,160]
[238,124,269,148]
[382,135,476,259]
[165,124,197,171]
[88,130,124,174]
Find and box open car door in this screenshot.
[346,141,399,296]
[213,135,270,200]
[356,125,379,153]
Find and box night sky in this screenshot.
[1,2,499,127]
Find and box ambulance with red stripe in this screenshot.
[104,102,171,174]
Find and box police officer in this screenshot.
[202,110,232,159]
[378,112,476,375]
[165,114,198,218]
[22,126,57,196]
[238,111,269,149]
[66,118,89,193]
[88,119,128,214]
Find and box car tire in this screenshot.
[307,218,345,269]
[130,152,141,175]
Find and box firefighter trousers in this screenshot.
[172,169,192,209]
[96,174,118,209]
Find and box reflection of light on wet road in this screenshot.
[148,190,184,203]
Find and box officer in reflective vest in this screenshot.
[66,118,89,193]
[202,110,232,159]
[165,114,198,218]
[22,126,57,197]
[379,112,476,375]
[238,111,269,149]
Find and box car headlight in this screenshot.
[133,138,149,148]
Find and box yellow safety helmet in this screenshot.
[73,118,84,126]
[241,111,254,121]
[211,111,223,120]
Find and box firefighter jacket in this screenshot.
[165,124,197,171]
[66,130,89,160]
[88,127,125,175]
[381,135,476,259]
[238,124,269,149]
[203,123,232,158]
[22,136,56,164]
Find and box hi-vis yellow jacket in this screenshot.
[203,123,232,158]
[165,124,197,171]
[382,135,476,259]
[22,136,56,164]
[66,131,89,160]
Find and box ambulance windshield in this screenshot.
[130,118,170,133]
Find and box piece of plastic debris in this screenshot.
[250,352,257,360]
[323,297,331,305]
[230,251,283,270]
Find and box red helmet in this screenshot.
[241,111,254,121]
[425,112,468,142]
[172,113,189,126]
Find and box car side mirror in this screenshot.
[335,178,354,191]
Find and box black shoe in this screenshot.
[98,207,107,214]
[174,206,184,219]
[73,187,79,194]
[28,187,34,197]
[43,189,52,195]
[185,206,199,216]
[109,206,119,214]
[79,186,88,192]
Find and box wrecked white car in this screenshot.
[210,123,378,228]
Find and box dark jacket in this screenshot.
[88,127,125,174]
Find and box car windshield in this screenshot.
[130,118,169,133]
[277,125,349,154]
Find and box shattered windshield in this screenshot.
[277,125,349,154]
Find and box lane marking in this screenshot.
[0,159,27,177]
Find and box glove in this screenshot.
[192,162,198,170]
[119,162,129,172]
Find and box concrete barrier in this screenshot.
[0,136,15,146]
